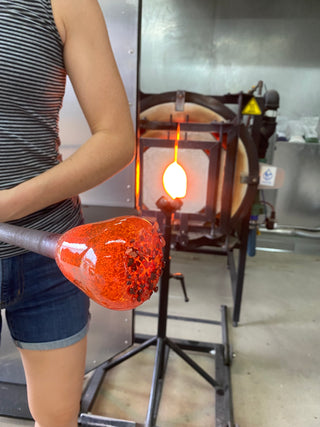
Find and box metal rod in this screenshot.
[79,413,140,427]
[135,311,221,325]
[145,337,169,427]
[221,305,231,366]
[167,338,223,391]
[157,211,172,339]
[0,222,60,259]
[232,214,251,327]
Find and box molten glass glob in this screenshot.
[163,161,187,199]
[55,216,165,310]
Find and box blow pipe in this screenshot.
[0,216,165,311]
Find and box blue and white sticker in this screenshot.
[260,165,277,187]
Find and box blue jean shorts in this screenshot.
[0,251,90,350]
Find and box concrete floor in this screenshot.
[0,234,319,426]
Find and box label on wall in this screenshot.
[259,164,277,187]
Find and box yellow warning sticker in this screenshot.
[242,97,262,115]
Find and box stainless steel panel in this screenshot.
[59,0,140,208]
[273,141,320,228]
[140,0,320,118]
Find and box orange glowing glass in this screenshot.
[162,124,187,199]
[55,216,165,310]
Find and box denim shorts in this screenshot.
[0,251,90,350]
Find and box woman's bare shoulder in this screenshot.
[51,0,105,45]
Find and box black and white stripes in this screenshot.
[0,0,83,258]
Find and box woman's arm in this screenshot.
[0,0,135,222]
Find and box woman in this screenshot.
[0,0,135,426]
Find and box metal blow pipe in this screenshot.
[0,217,165,311]
[0,222,59,258]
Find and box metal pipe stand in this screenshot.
[80,203,238,427]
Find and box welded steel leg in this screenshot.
[232,216,250,326]
[227,214,250,326]
[144,209,173,426]
[215,344,235,427]
[170,272,189,302]
[145,337,170,427]
[221,305,231,365]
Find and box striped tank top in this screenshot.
[0,0,83,258]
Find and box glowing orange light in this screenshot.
[135,155,140,207]
[162,124,187,199]
[55,216,165,310]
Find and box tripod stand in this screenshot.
[80,196,236,427]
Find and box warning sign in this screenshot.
[242,97,262,115]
